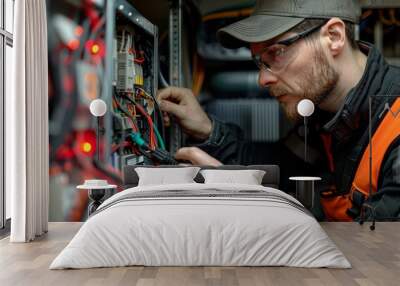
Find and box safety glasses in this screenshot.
[252,22,327,74]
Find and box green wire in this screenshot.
[153,124,166,150]
[130,133,146,147]
[115,90,166,151]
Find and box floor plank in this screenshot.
[0,222,399,286]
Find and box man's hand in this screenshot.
[175,147,222,166]
[157,87,212,141]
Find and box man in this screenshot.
[157,0,400,221]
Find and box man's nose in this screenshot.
[258,69,278,87]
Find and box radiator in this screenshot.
[206,99,280,142]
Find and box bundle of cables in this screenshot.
[135,86,165,145]
[112,89,175,164]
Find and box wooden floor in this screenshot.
[0,222,399,286]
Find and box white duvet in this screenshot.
[50,183,351,269]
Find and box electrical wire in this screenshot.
[112,94,136,123]
[121,92,165,150]
[117,93,176,164]
[134,103,156,149]
[135,86,165,140]
[128,133,176,165]
[111,110,140,158]
[134,58,145,64]
[111,141,132,153]
[134,89,165,149]
[111,102,151,167]
[126,116,139,132]
[112,93,150,152]
[118,91,157,150]
[159,70,170,88]
[132,50,145,64]
[153,123,166,150]
[135,86,152,99]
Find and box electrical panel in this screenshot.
[47,0,173,221]
[111,2,158,171]
[110,0,176,171]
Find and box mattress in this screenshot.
[50,183,351,269]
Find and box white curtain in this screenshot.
[7,0,49,242]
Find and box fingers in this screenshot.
[175,147,222,166]
[158,100,186,119]
[157,87,192,103]
[162,111,171,126]
[175,148,192,162]
[157,87,191,120]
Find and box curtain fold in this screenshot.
[8,0,49,242]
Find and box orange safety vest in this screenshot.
[321,98,400,221]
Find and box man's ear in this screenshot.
[321,18,346,57]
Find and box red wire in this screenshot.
[114,92,156,149]
[137,91,157,147]
[111,141,132,153]
[135,103,156,149]
[127,116,139,132]
[113,97,139,133]
[134,58,145,64]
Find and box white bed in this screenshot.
[50,183,351,269]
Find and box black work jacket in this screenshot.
[193,43,400,220]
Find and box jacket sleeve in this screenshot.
[189,115,295,165]
[188,116,320,190]
[187,115,244,164]
[368,143,400,219]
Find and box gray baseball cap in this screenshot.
[217,0,361,49]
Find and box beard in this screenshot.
[269,43,339,121]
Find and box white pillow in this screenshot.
[200,169,266,185]
[135,167,201,186]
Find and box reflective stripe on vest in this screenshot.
[321,97,400,221]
